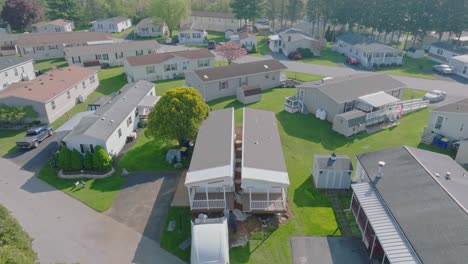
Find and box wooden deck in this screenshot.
[242,193,286,212]
[191,192,235,212]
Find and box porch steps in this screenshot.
[421,132,436,145]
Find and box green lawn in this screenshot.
[301,43,344,67]
[34,58,68,72]
[38,162,125,212]
[207,31,226,43]
[376,55,437,80]
[215,60,229,67]
[202,87,441,263]
[160,207,192,262]
[0,204,37,263]
[155,79,185,95]
[112,26,136,38]
[250,36,271,57]
[403,88,427,100]
[283,71,324,82]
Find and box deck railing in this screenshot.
[250,200,285,211]
[191,199,225,209]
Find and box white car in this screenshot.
[423,90,446,103]
[165,38,172,44]
[432,64,454,74]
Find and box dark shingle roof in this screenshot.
[337,33,402,53]
[432,98,468,113]
[0,56,32,71]
[298,73,406,103]
[314,154,353,171]
[357,146,468,264]
[193,59,286,82]
[431,41,468,54]
[242,85,261,96]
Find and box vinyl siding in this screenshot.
[427,111,468,141]
[0,61,35,90]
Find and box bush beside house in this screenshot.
[92,146,112,172]
[83,151,93,170]
[56,145,112,172]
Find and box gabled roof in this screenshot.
[96,16,130,23]
[298,73,406,103]
[241,108,289,186]
[63,80,155,142]
[179,22,204,32]
[451,54,468,63]
[0,56,33,72]
[126,49,214,66]
[192,59,286,82]
[337,33,402,53]
[278,28,317,42]
[431,41,468,54]
[356,146,468,264]
[136,17,165,27]
[431,98,468,113]
[33,19,73,27]
[17,32,112,46]
[64,40,160,55]
[0,66,97,103]
[185,108,234,185]
[191,11,236,19]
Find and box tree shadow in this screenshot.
[96,72,127,95]
[293,177,333,208]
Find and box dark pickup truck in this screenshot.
[16,125,53,149]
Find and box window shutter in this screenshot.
[80,144,84,153]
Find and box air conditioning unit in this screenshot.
[77,94,87,103]
[21,73,30,81]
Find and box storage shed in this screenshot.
[332,110,367,137]
[312,154,353,189]
[237,85,262,104]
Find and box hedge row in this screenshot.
[57,145,112,172]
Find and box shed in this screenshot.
[312,154,353,189]
[332,110,367,137]
[191,216,229,264]
[237,85,261,104]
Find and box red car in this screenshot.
[288,51,303,60]
[345,56,359,65]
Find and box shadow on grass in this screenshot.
[96,72,127,95]
[117,138,176,172]
[293,177,333,208]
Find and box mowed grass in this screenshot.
[203,87,440,263]
[283,71,324,82]
[160,207,192,262]
[112,26,136,38]
[301,43,344,67]
[250,36,271,57]
[403,88,428,100]
[37,162,125,212]
[376,55,437,80]
[34,58,68,72]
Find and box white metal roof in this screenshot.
[191,218,229,264]
[451,54,468,63]
[351,183,420,264]
[358,91,400,108]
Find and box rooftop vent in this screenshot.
[376,161,386,178]
[101,117,105,120]
[110,120,115,124]
[263,64,269,69]
[445,172,451,180]
[327,153,337,167]
[254,141,258,145]
[435,173,440,177]
[203,75,209,79]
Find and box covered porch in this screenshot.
[366,51,403,67]
[242,188,287,212]
[188,186,235,211]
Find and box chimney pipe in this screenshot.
[445,172,451,180]
[376,161,386,178]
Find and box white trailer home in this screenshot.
[185,108,235,212]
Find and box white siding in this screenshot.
[427,111,468,141]
[32,23,73,33]
[185,15,241,32]
[428,45,461,63]
[104,109,138,156]
[0,61,35,90]
[179,29,207,44]
[449,57,468,79]
[92,19,132,33]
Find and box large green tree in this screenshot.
[1,0,43,31]
[147,87,209,145]
[150,0,190,37]
[230,0,263,24]
[47,0,84,27]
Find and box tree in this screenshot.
[286,0,303,27]
[92,146,112,172]
[57,145,71,171]
[70,149,83,171]
[1,0,43,31]
[264,0,281,31]
[150,0,190,37]
[83,151,94,170]
[146,87,209,145]
[216,41,248,64]
[47,0,84,27]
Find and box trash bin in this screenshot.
[439,138,449,149]
[433,135,443,146]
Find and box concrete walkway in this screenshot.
[171,171,189,207]
[0,158,184,264]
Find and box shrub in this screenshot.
[297,48,313,58]
[250,44,257,53]
[92,146,112,172]
[83,151,94,170]
[70,149,83,171]
[137,120,147,128]
[57,146,72,171]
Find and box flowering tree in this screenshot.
[216,41,248,65]
[1,0,43,31]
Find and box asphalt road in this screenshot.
[0,158,184,264]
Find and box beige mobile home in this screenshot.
[32,19,74,33]
[134,18,168,38]
[0,56,35,90]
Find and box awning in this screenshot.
[358,92,400,108]
[351,183,420,263]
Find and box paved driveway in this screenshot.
[3,135,59,172]
[0,158,184,264]
[105,172,178,242]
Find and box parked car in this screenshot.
[257,18,269,25]
[432,64,454,74]
[165,38,173,44]
[423,90,447,103]
[16,125,53,149]
[207,41,216,50]
[345,56,359,65]
[288,51,302,60]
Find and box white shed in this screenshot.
[312,154,353,189]
[191,216,229,264]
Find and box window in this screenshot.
[90,75,96,84]
[136,50,143,56]
[102,54,109,60]
[435,116,444,129]
[79,144,94,154]
[265,74,269,79]
[198,59,209,67]
[96,54,102,60]
[219,80,228,90]
[14,68,18,76]
[127,116,132,127]
[164,64,177,72]
[49,45,58,50]
[436,48,443,55]
[343,101,354,112]
[82,81,86,89]
[117,128,122,138]
[4,71,7,77]
[66,91,71,99]
[463,66,467,74]
[146,65,155,74]
[51,100,56,110]
[461,123,464,132]
[36,46,44,51]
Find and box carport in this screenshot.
[350,183,420,264]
